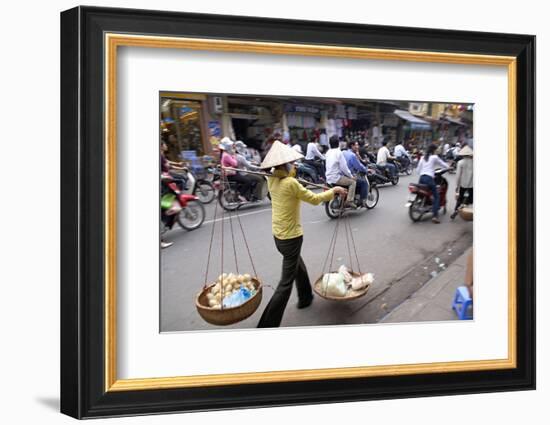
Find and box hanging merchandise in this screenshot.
[313,203,374,301]
[335,104,346,118]
[303,115,316,129]
[327,118,337,138]
[335,119,344,137]
[195,175,263,325]
[287,113,316,130]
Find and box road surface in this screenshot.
[161,172,473,332]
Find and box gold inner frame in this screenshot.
[104,33,517,392]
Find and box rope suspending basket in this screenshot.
[195,171,263,325]
[313,201,373,301]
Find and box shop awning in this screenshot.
[443,116,467,126]
[393,109,432,130]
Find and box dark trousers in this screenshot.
[227,173,252,198]
[397,155,410,168]
[379,163,397,178]
[304,159,325,180]
[419,174,440,217]
[356,177,369,201]
[257,236,313,328]
[454,187,474,211]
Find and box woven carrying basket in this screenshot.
[195,278,263,326]
[313,271,370,301]
[459,206,473,221]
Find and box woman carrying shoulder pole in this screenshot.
[451,145,474,219]
[257,141,347,328]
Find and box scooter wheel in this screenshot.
[365,186,379,209]
[218,188,240,211]
[391,175,399,185]
[177,200,205,230]
[195,180,215,204]
[325,198,343,219]
[408,198,424,222]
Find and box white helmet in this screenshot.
[219,137,234,151]
[234,140,247,154]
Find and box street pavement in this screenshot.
[380,249,472,323]
[160,172,473,332]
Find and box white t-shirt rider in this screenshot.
[376,146,391,165]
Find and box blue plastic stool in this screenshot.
[452,286,473,320]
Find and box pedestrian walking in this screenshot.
[451,145,474,219]
[161,240,173,249]
[256,141,347,328]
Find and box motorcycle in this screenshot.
[170,166,216,204]
[296,160,321,186]
[405,168,450,222]
[394,156,413,175]
[410,152,421,170]
[444,151,459,174]
[161,174,206,231]
[367,163,399,186]
[324,172,380,219]
[217,172,271,211]
[299,159,326,186]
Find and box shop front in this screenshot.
[393,109,433,150]
[160,93,211,162]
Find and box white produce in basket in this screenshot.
[321,273,347,297]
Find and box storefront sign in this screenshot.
[284,104,319,114]
[208,120,222,145]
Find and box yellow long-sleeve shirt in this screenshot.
[267,169,335,240]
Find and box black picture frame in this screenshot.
[60,6,536,419]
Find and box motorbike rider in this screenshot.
[290,138,303,155]
[256,140,347,328]
[450,145,474,219]
[358,141,375,165]
[442,142,451,157]
[342,141,370,207]
[376,140,398,178]
[219,138,254,201]
[325,135,357,208]
[451,142,462,159]
[160,172,182,248]
[234,140,264,200]
[416,143,449,224]
[304,137,326,181]
[318,128,329,153]
[394,140,411,169]
[161,141,189,190]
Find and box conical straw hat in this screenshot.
[458,145,474,157]
[260,140,304,169]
